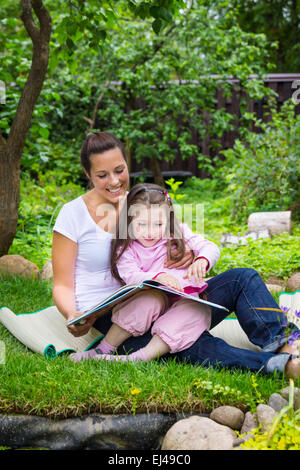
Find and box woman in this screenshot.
[52,131,300,378]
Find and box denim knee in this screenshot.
[234,267,259,279]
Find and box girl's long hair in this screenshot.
[110,183,185,285]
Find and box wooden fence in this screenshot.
[129,73,300,180]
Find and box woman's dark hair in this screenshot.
[80,132,127,176]
[110,183,186,285]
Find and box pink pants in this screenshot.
[112,290,211,353]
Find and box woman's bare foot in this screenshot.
[285,355,300,379]
[278,339,300,355]
[278,340,300,379]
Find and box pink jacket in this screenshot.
[116,223,220,292]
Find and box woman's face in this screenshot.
[87,148,129,205]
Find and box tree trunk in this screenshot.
[150,155,165,187]
[0,0,51,256]
[0,146,20,256]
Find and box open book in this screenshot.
[67,279,229,326]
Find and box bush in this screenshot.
[221,99,300,223]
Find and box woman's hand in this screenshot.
[164,243,194,270]
[66,312,96,337]
[184,258,208,283]
[155,273,184,292]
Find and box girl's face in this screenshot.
[87,148,129,204]
[131,204,168,247]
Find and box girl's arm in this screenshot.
[116,247,165,285]
[180,223,220,272]
[52,232,95,336]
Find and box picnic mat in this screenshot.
[0,306,104,358]
[0,291,299,358]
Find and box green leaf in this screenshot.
[152,18,162,35]
[38,127,50,139]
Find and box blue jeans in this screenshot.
[94,268,299,374]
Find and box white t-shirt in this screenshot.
[53,196,121,312]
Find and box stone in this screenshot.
[286,273,300,292]
[221,230,270,247]
[161,416,237,450]
[268,393,289,413]
[256,404,277,432]
[248,211,291,235]
[281,386,300,410]
[265,283,284,293]
[210,406,245,431]
[0,254,39,279]
[240,411,258,434]
[40,260,53,282]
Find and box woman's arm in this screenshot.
[52,231,95,336]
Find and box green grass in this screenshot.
[0,275,298,419]
[1,175,299,419]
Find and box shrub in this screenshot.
[221,99,300,223]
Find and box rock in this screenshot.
[239,411,258,440]
[248,211,291,235]
[265,283,284,293]
[268,393,289,413]
[256,404,277,432]
[40,260,53,282]
[267,275,285,286]
[210,406,245,431]
[0,254,39,279]
[161,416,237,450]
[221,230,270,247]
[281,386,300,410]
[286,273,300,292]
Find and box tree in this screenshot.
[0,0,51,256]
[0,0,183,256]
[235,0,300,72]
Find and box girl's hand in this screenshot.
[155,273,184,292]
[164,243,194,269]
[66,312,96,337]
[184,258,208,283]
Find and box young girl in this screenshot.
[70,183,220,363]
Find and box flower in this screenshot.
[281,306,290,314]
[288,331,300,345]
[295,310,300,319]
[130,388,141,396]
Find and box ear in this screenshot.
[83,168,91,180]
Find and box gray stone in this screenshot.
[256,404,277,432]
[281,386,300,410]
[161,416,237,450]
[221,230,270,248]
[240,411,257,434]
[210,406,245,431]
[247,211,291,235]
[40,259,53,282]
[268,393,289,413]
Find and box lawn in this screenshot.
[0,274,298,419]
[1,176,299,419]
